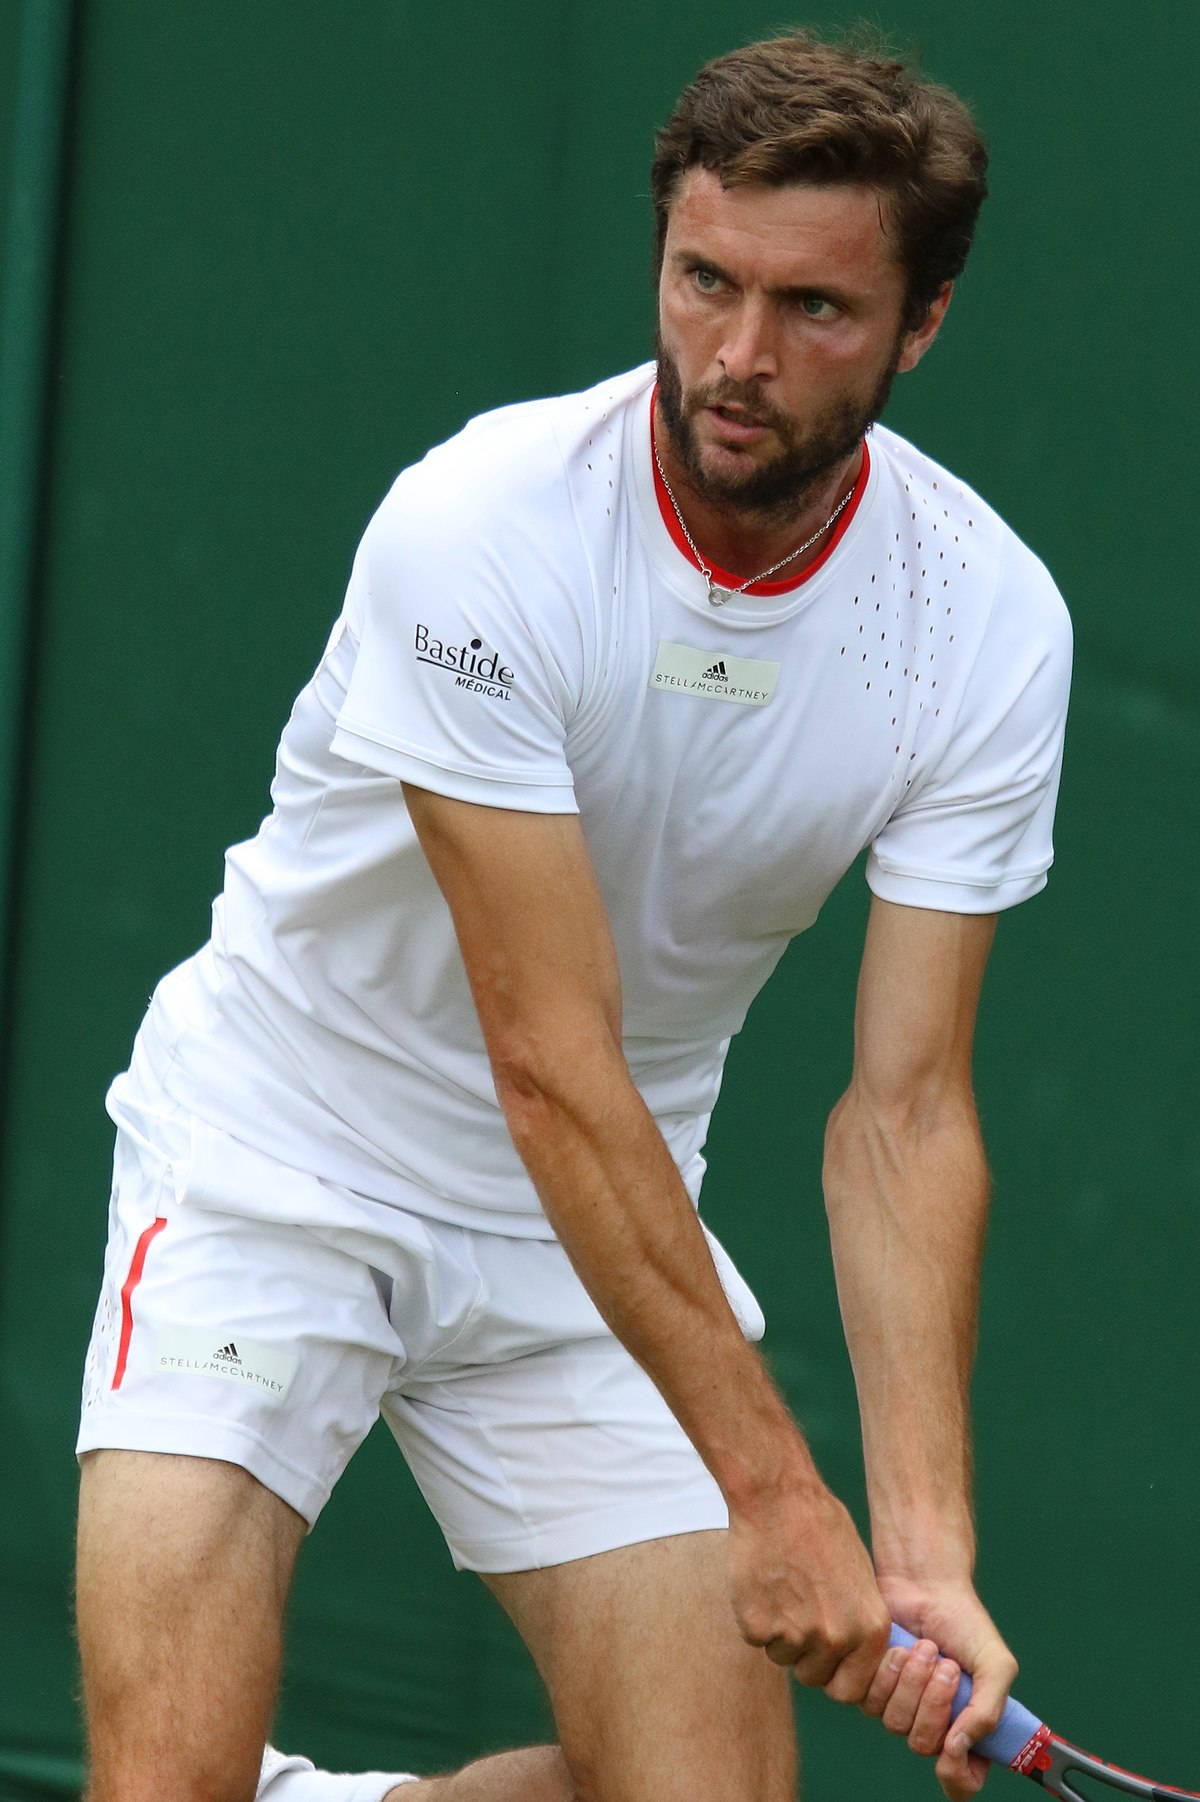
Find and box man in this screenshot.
[75,29,1070,1802]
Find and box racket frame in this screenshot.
[1033,1732,1200,1801]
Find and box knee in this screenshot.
[533,1747,578,1801]
[83,1758,262,1802]
[435,1746,576,1801]
[563,1731,794,1802]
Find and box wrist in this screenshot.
[873,1542,977,1609]
[700,1368,821,1517]
[872,1519,976,1589]
[719,1424,825,1519]
[869,1482,976,1570]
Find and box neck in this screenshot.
[651,395,863,584]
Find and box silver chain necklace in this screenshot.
[653,438,856,607]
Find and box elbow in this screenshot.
[827,1066,980,1147]
[822,1077,986,1204]
[489,1020,623,1141]
[491,1049,566,1161]
[822,1085,863,1200]
[490,1039,563,1123]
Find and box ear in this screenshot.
[896,282,953,374]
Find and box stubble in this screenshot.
[654,329,901,525]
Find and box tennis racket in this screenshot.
[889,1624,1198,1800]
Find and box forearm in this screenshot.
[823,1082,989,1579]
[498,1039,814,1510]
[406,789,890,1679]
[401,787,810,1508]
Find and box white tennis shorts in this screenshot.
[77,1059,765,1573]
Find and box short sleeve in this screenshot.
[867,543,1073,913]
[329,461,587,813]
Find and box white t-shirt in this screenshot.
[126,363,1072,1236]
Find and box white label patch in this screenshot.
[650,642,780,707]
[155,1328,297,1401]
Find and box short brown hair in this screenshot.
[651,31,988,329]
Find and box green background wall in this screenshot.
[2,2,1197,1796]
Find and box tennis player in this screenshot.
[75,30,1070,1802]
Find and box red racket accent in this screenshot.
[1012,1725,1055,1775]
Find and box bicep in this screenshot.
[402,783,622,1062]
[850,897,996,1115]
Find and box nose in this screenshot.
[717,297,777,385]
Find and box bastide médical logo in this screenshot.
[414,624,514,702]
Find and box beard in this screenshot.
[655,328,902,523]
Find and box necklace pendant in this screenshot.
[706,579,728,607]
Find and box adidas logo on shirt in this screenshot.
[213,1342,242,1363]
[650,642,779,707]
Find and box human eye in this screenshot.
[796,292,840,321]
[691,264,725,295]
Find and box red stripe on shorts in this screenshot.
[112,1216,168,1390]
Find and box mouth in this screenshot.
[705,404,771,444]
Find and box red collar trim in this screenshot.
[650,388,870,595]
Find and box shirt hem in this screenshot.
[330,723,579,813]
[866,861,1050,913]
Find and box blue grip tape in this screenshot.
[888,1624,1046,1767]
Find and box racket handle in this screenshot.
[888,1624,1046,1768]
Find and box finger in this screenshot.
[935,1742,990,1801]
[780,1633,881,1694]
[944,1647,1019,1760]
[861,1641,907,1718]
[881,1638,938,1735]
[762,1633,842,1679]
[786,1638,845,1687]
[905,1658,962,1757]
[821,1614,892,1706]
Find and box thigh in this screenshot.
[77,1449,307,1802]
[485,1530,796,1802]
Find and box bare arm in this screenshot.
[404,784,889,1689]
[824,896,1017,1797]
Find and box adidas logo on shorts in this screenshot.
[155,1329,297,1399]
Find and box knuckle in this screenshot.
[737,1607,775,1648]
